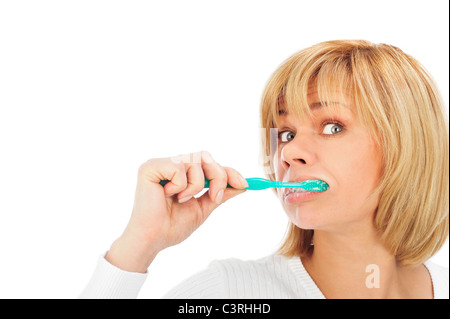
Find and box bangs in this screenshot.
[268,50,354,130]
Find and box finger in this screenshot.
[176,163,205,202]
[196,187,247,220]
[200,151,228,204]
[195,165,248,218]
[160,152,203,197]
[222,166,249,189]
[157,162,188,197]
[137,158,187,196]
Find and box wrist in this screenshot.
[105,233,161,273]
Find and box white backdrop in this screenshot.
[0,0,448,298]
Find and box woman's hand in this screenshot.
[105,151,248,273]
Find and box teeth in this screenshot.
[285,188,309,195]
[283,188,309,200]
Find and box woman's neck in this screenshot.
[301,228,433,298]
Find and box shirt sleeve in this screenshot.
[79,252,148,299]
[162,260,227,299]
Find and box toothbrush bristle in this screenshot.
[289,179,329,192]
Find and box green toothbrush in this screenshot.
[159,177,329,192]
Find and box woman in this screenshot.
[80,40,449,299]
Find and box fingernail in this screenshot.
[178,195,193,203]
[239,176,249,188]
[215,189,224,204]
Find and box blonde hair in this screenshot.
[259,40,449,266]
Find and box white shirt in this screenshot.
[80,253,449,299]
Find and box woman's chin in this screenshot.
[289,207,329,230]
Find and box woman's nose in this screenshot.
[280,134,317,169]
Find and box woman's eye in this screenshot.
[322,123,343,135]
[278,130,295,142]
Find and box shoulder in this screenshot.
[208,253,296,286]
[163,253,322,299]
[209,253,290,274]
[207,254,317,298]
[163,254,299,299]
[424,260,449,299]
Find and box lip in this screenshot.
[282,176,329,204]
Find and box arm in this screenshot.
[80,151,247,298]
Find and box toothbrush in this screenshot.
[159,177,329,192]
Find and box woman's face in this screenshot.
[273,85,383,234]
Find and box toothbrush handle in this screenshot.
[245,178,281,190]
[159,178,232,188]
[159,177,277,190]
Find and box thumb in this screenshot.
[221,188,247,203]
[197,188,247,217]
